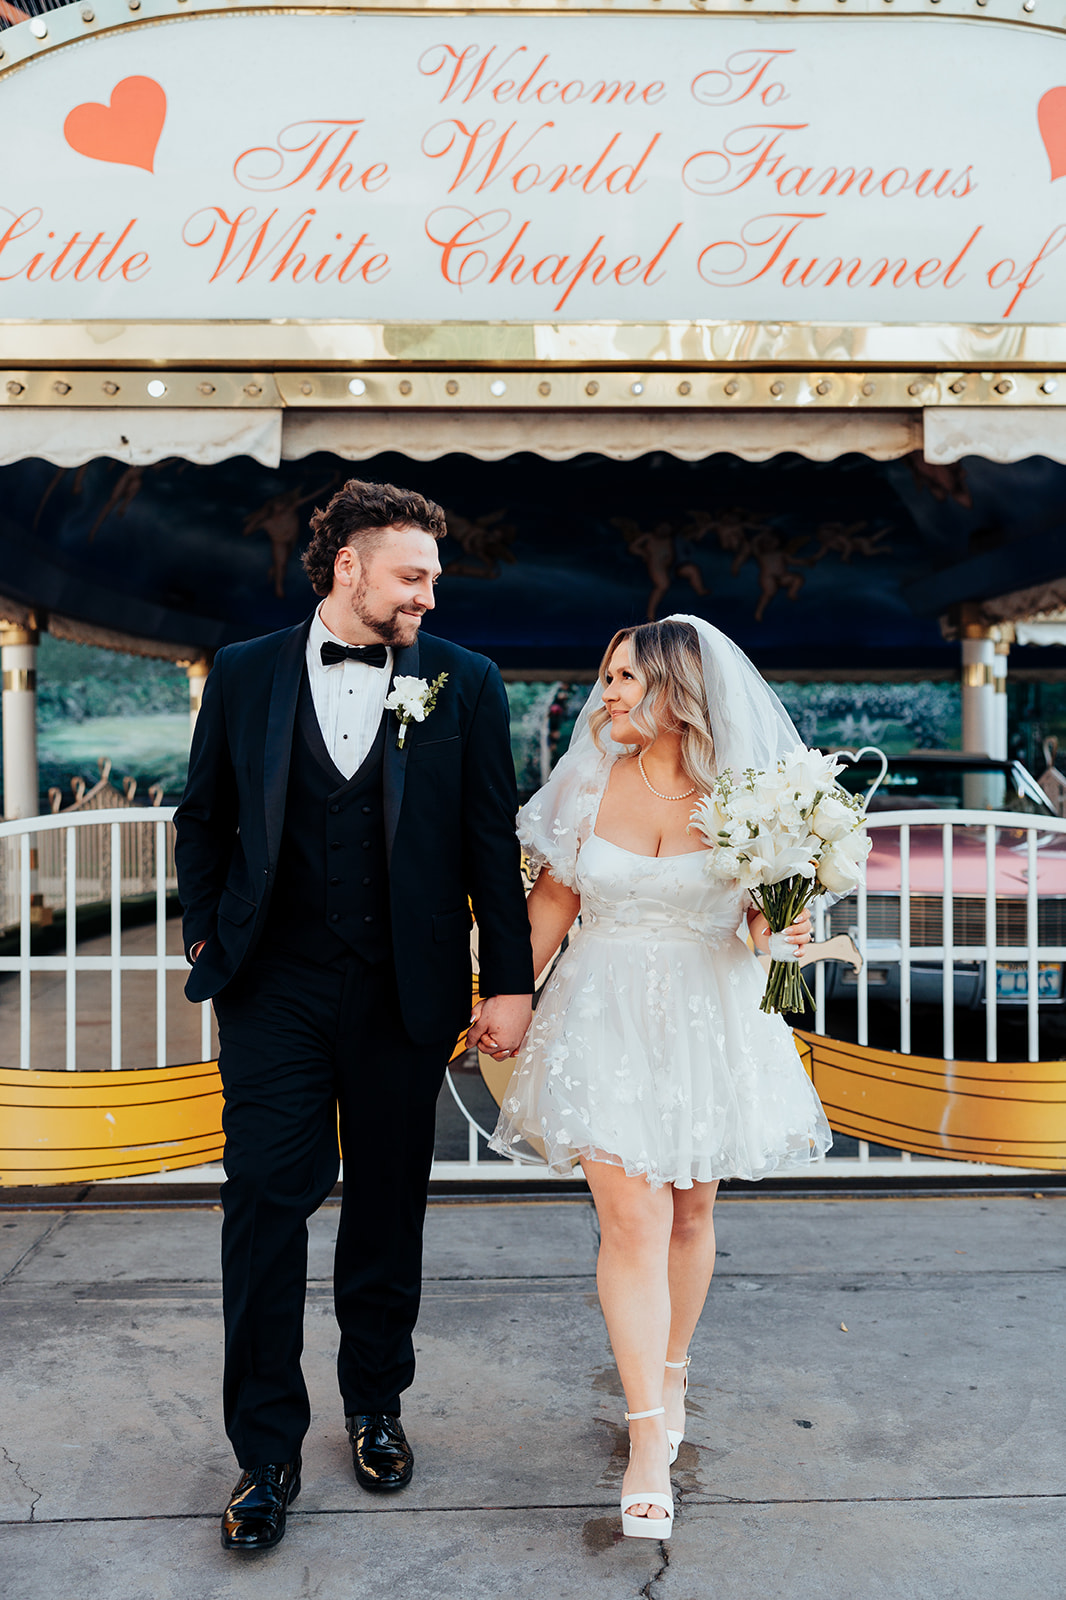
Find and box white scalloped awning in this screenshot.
[924,408,1066,465]
[282,409,922,463]
[0,409,282,468]
[1015,611,1066,646]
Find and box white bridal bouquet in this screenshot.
[689,747,872,1015]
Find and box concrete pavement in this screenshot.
[0,1193,1063,1599]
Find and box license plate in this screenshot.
[995,962,1064,1001]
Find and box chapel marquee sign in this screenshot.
[1,1,1066,335]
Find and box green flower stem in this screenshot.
[750,877,819,1016]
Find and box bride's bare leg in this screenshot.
[664,1181,720,1437]
[581,1156,674,1521]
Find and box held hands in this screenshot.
[747,906,812,957]
[467,993,533,1062]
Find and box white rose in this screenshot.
[729,787,772,826]
[708,845,743,881]
[810,793,856,843]
[835,827,873,866]
[817,837,869,894]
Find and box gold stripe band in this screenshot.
[1,669,36,692]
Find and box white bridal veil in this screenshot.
[517,614,804,889]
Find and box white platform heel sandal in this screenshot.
[620,1406,674,1540]
[665,1356,691,1465]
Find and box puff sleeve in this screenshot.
[516,750,611,891]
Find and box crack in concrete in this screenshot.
[2,1447,42,1522]
[0,1491,1063,1529]
[0,1212,68,1289]
[639,1530,670,1600]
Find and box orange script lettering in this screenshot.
[233,121,390,195]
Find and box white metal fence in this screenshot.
[0,809,211,1075]
[0,806,176,937]
[1,807,1058,1181]
[817,809,1066,1066]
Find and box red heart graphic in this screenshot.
[1038,86,1066,182]
[63,76,166,173]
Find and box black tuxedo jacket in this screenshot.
[174,618,534,1044]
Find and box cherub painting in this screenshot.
[441,508,517,581]
[612,517,709,621]
[242,479,337,598]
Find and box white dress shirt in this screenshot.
[305,606,393,780]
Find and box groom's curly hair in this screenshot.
[302,477,447,596]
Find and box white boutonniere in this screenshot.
[384,672,448,749]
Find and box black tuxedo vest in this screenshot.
[261,669,390,963]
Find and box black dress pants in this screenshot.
[213,944,454,1468]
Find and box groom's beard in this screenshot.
[348,577,425,648]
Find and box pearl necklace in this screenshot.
[638,752,696,802]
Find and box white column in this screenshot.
[992,635,1010,762]
[961,624,1006,809]
[1,624,40,820]
[187,658,211,740]
[961,631,996,756]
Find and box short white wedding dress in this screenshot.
[490,755,833,1188]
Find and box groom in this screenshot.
[175,478,534,1551]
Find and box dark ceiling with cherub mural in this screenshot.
[1,446,1064,670]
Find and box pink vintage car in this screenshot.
[828,753,1066,1009]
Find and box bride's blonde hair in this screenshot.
[589,619,717,792]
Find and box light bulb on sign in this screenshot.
[348,379,366,396]
[489,380,507,397]
[146,380,167,399]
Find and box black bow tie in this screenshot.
[320,640,388,669]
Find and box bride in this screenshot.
[483,616,832,1540]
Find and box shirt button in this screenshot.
[329,877,341,886]
[362,876,371,886]
[361,805,372,815]
[331,841,342,850]
[363,914,373,924]
[330,804,340,814]
[329,912,340,923]
[361,840,371,850]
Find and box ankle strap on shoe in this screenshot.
[624,1406,666,1421]
[664,1357,691,1369]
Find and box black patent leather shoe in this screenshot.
[220,1457,301,1551]
[346,1412,414,1492]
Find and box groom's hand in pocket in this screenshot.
[468,993,533,1060]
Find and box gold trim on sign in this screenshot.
[0,0,1058,83]
[5,326,1066,372]
[3,369,1066,408]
